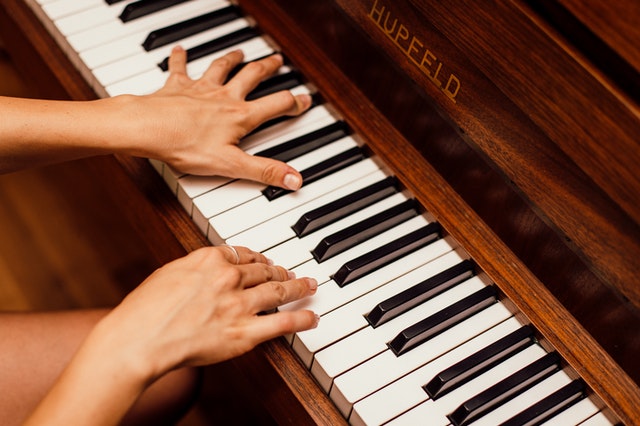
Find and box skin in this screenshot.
[0,47,311,189]
[0,47,319,425]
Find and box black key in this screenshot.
[500,379,585,426]
[246,71,304,101]
[143,6,242,51]
[388,285,497,356]
[366,260,475,328]
[106,0,126,4]
[255,121,348,162]
[424,325,535,399]
[120,0,190,23]
[158,27,258,71]
[292,176,399,237]
[312,199,419,263]
[332,222,442,287]
[448,352,562,426]
[262,146,366,201]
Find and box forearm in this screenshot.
[23,316,156,426]
[0,95,145,174]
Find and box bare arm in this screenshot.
[0,48,311,189]
[24,246,319,426]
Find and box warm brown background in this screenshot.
[0,41,274,425]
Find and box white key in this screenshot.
[193,136,357,224]
[579,412,616,426]
[105,37,271,96]
[94,18,250,87]
[186,37,273,80]
[332,301,515,417]
[540,397,601,426]
[473,369,573,426]
[54,0,137,36]
[176,106,337,212]
[43,0,102,20]
[292,250,467,367]
[148,158,164,175]
[238,105,336,153]
[350,316,522,426]
[227,169,392,252]
[282,234,454,317]
[385,344,547,426]
[77,0,228,65]
[204,146,377,243]
[161,164,185,195]
[310,277,488,394]
[290,214,432,285]
[264,192,411,269]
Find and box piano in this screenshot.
[1,0,638,424]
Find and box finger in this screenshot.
[221,150,303,190]
[246,277,318,312]
[167,45,188,77]
[218,245,268,265]
[247,310,320,342]
[235,262,293,288]
[246,91,312,128]
[225,54,284,98]
[200,49,245,85]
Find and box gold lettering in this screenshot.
[381,12,398,34]
[368,0,461,103]
[369,0,385,24]
[394,24,410,47]
[430,62,444,86]
[406,36,423,63]
[444,75,461,101]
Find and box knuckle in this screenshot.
[268,281,288,305]
[222,266,243,283]
[244,60,267,75]
[275,313,297,334]
[214,55,234,70]
[278,90,297,109]
[259,163,280,185]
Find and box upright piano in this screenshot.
[1,0,638,424]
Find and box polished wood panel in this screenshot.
[2,0,638,424]
[236,0,639,423]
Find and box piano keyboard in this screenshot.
[28,0,616,424]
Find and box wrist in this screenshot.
[86,311,163,386]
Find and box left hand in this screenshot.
[133,47,312,190]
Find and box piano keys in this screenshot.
[3,0,638,425]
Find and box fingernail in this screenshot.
[299,93,312,109]
[172,45,184,52]
[287,270,297,280]
[266,257,274,266]
[307,278,318,292]
[283,173,302,190]
[313,314,321,328]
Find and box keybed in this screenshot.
[24,0,618,424]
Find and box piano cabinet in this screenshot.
[0,0,638,424]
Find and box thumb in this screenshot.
[228,151,303,190]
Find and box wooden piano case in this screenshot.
[1,0,638,424]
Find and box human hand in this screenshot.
[92,246,318,380]
[133,47,312,190]
[23,246,318,426]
